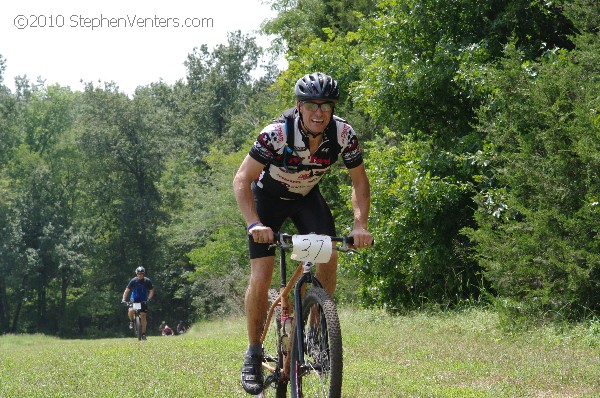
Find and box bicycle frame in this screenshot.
[125,301,146,340]
[260,233,356,391]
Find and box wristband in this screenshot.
[247,221,262,231]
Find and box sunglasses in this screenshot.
[301,101,334,112]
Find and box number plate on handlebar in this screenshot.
[132,302,142,310]
[291,234,332,263]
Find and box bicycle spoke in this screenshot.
[290,288,342,398]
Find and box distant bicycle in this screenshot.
[122,301,147,341]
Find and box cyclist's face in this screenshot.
[298,100,333,134]
[136,272,144,279]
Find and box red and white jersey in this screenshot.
[249,114,363,200]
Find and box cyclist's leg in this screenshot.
[314,250,338,296]
[141,312,147,335]
[243,185,288,394]
[247,185,287,347]
[128,307,134,321]
[141,301,150,335]
[246,256,275,346]
[242,256,275,394]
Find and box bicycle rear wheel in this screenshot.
[290,287,342,398]
[135,315,142,341]
[260,289,288,398]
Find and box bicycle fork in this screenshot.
[277,246,294,380]
[293,261,322,367]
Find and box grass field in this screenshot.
[1,308,599,397]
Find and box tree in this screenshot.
[76,83,169,333]
[466,20,600,322]
[264,0,583,311]
[0,55,20,168]
[262,0,378,54]
[183,31,261,155]
[184,148,249,318]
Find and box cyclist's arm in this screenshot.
[234,155,274,234]
[347,163,373,247]
[233,155,264,227]
[122,287,131,302]
[148,287,155,301]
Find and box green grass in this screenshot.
[1,308,599,397]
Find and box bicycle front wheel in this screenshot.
[135,315,142,341]
[290,288,342,398]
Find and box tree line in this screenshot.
[0,0,598,337]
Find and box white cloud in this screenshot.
[0,0,278,94]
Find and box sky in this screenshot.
[0,0,280,95]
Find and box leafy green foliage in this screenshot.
[0,0,598,336]
[183,31,262,155]
[262,0,378,54]
[348,134,480,310]
[466,32,600,322]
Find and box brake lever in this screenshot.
[337,246,359,254]
[337,236,359,254]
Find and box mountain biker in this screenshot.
[176,320,187,335]
[121,266,155,340]
[233,72,373,395]
[162,324,174,336]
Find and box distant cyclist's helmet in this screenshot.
[294,72,340,102]
[136,266,145,274]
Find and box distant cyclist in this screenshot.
[122,266,155,340]
[176,320,187,335]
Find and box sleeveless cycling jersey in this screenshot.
[249,114,363,200]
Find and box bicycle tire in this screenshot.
[261,289,288,398]
[135,315,142,341]
[289,287,343,398]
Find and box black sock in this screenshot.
[247,344,262,356]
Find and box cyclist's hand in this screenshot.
[349,228,373,249]
[249,224,274,244]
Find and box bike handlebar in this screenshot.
[274,232,353,245]
[248,232,373,253]
[121,301,148,307]
[273,232,367,253]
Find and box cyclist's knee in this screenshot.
[249,258,275,281]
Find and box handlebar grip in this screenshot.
[338,236,375,246]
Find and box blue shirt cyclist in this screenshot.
[121,266,155,339]
[126,273,154,303]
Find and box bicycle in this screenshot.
[122,301,147,341]
[258,232,360,398]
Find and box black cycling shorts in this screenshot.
[248,182,336,259]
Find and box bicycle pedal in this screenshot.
[263,373,275,387]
